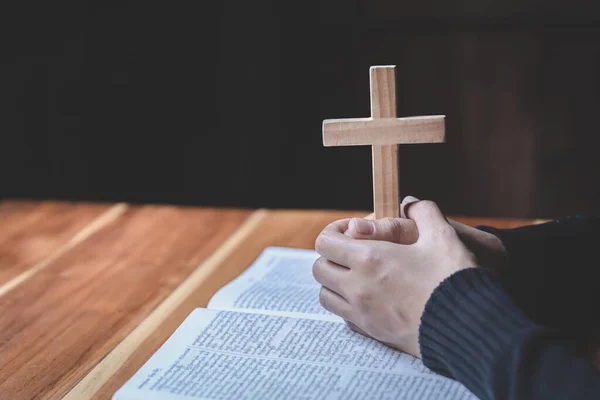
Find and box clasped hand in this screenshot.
[312,197,499,357]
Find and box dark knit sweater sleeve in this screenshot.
[477,215,600,332]
[420,268,600,400]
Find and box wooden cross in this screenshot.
[322,65,446,218]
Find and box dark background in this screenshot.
[2,1,600,218]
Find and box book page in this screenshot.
[208,247,343,322]
[113,309,477,400]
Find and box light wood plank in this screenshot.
[0,205,251,400]
[64,209,268,399]
[0,201,38,220]
[370,66,400,218]
[0,201,118,288]
[370,65,397,119]
[322,116,446,146]
[372,145,400,218]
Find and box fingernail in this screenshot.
[352,218,374,235]
[402,196,420,205]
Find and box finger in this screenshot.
[345,215,373,236]
[347,217,418,244]
[323,218,351,234]
[320,217,353,244]
[312,257,349,299]
[401,196,420,218]
[319,286,352,320]
[404,199,448,234]
[315,223,364,268]
[447,218,470,235]
[322,219,351,240]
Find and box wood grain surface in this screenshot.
[322,116,446,146]
[369,66,399,219]
[0,201,119,289]
[0,203,250,399]
[0,202,556,399]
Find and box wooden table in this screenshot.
[0,200,550,399]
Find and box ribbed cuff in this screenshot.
[419,268,541,399]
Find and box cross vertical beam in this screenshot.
[370,66,400,218]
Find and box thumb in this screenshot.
[404,199,448,234]
[347,217,418,244]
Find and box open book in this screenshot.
[114,247,477,400]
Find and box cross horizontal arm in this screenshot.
[322,115,445,146]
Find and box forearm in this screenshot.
[420,268,600,400]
